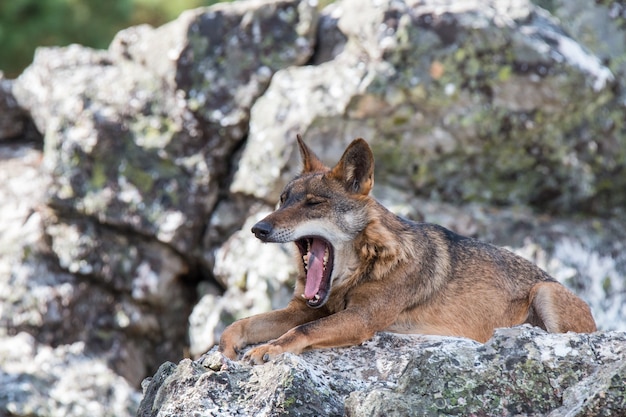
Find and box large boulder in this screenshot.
[137,327,626,416]
[233,0,624,214]
[12,0,318,254]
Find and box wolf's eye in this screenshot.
[305,196,325,206]
[279,192,288,204]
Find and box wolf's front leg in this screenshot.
[244,305,394,364]
[219,298,328,360]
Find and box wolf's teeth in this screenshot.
[301,294,306,299]
[323,251,329,264]
[313,294,320,301]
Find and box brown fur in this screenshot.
[219,136,597,364]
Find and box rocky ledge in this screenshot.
[137,327,625,417]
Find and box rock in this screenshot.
[0,332,140,417]
[310,2,348,64]
[12,0,319,254]
[200,194,269,272]
[137,327,626,417]
[109,0,318,137]
[0,148,191,386]
[45,214,188,304]
[550,359,626,417]
[230,53,369,202]
[13,43,206,253]
[0,144,46,279]
[348,327,626,416]
[0,73,29,141]
[546,0,626,81]
[212,212,297,298]
[3,222,186,387]
[138,331,427,417]
[233,0,625,214]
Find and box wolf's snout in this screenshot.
[252,221,272,241]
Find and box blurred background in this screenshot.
[0,0,229,77]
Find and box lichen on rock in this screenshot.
[138,328,626,417]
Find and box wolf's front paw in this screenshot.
[219,324,245,360]
[244,344,284,365]
[219,344,240,361]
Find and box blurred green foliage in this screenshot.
[0,0,229,77]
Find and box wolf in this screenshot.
[219,135,597,364]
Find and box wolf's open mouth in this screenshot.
[296,237,334,308]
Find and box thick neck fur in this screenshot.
[324,198,424,312]
[354,199,416,277]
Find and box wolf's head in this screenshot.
[251,135,374,308]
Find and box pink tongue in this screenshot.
[304,239,327,299]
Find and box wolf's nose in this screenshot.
[251,221,272,241]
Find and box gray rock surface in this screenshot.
[12,0,318,255]
[0,332,140,417]
[138,327,626,417]
[233,0,624,214]
[545,0,626,81]
[0,73,29,141]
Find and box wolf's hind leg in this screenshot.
[528,281,597,333]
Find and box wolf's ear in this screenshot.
[297,134,327,173]
[329,138,374,195]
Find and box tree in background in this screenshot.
[0,0,228,77]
